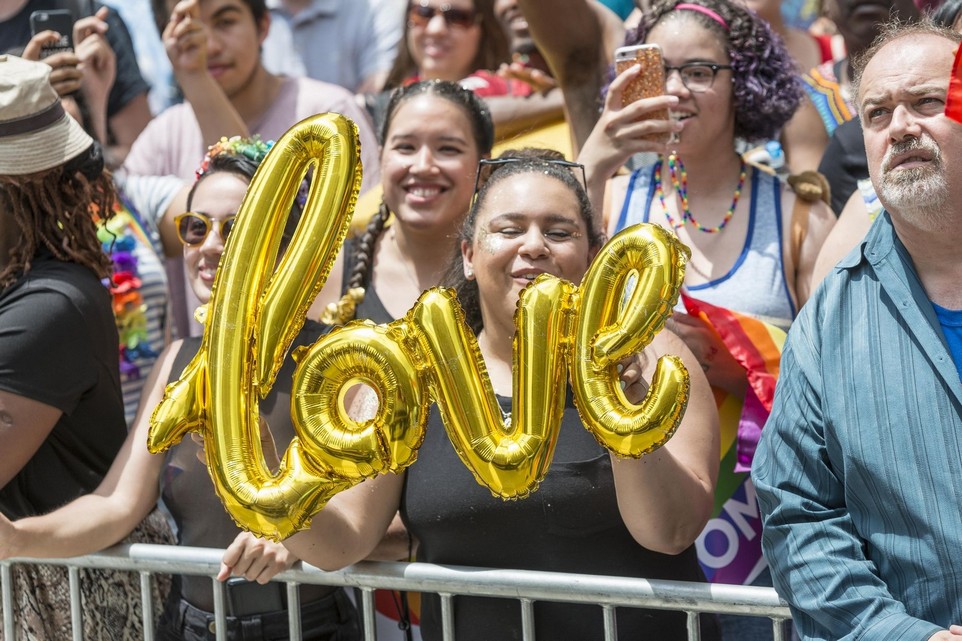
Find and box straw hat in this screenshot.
[0,54,94,176]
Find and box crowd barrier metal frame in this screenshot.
[1,543,792,641]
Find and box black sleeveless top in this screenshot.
[338,236,395,325]
[402,395,720,641]
[162,321,338,611]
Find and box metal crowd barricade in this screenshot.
[1,543,792,641]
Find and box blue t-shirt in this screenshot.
[933,302,962,383]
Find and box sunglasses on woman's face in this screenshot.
[407,1,480,29]
[174,212,237,246]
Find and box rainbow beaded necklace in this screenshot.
[653,153,747,234]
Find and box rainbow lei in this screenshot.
[654,154,747,234]
[97,199,159,380]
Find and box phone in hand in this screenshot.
[614,44,671,144]
[29,9,75,59]
[225,577,286,617]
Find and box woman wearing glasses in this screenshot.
[372,0,562,138]
[223,155,719,640]
[577,2,835,638]
[0,138,362,641]
[580,0,834,364]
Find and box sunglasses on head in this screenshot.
[407,1,480,29]
[174,211,237,246]
[472,157,588,199]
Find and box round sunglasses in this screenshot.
[174,212,237,246]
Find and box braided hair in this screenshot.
[0,143,114,289]
[323,80,494,325]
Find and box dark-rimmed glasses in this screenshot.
[664,62,733,93]
[407,1,480,29]
[472,157,588,200]
[174,212,236,246]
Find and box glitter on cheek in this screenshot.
[477,228,505,255]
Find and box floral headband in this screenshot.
[195,135,274,181]
[195,135,308,209]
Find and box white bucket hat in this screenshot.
[0,54,94,176]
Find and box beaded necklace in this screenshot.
[654,154,747,234]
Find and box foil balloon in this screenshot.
[148,113,362,540]
[571,223,692,457]
[290,320,428,479]
[410,282,574,499]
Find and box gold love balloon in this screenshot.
[149,108,690,538]
[148,113,362,540]
[287,226,689,510]
[572,224,691,457]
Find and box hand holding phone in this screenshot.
[614,44,672,144]
[29,10,75,59]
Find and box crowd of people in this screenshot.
[1,0,961,639]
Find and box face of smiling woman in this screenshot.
[183,172,250,304]
[462,171,593,334]
[380,94,482,235]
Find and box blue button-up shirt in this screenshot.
[753,212,962,641]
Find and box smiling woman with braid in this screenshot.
[322,79,494,328]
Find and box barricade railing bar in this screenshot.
[1,543,793,641]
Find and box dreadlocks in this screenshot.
[0,145,115,289]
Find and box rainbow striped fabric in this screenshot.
[801,61,854,137]
[681,293,787,585]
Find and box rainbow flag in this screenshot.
[681,293,787,585]
[946,42,962,123]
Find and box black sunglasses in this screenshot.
[407,1,480,29]
[472,157,588,200]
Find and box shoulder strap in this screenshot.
[786,170,831,268]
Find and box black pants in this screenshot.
[155,587,361,641]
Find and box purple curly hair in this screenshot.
[623,0,802,142]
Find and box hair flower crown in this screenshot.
[195,135,275,181]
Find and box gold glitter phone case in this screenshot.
[614,44,670,143]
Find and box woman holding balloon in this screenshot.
[0,138,362,641]
[229,156,720,641]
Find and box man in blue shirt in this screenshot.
[753,20,962,641]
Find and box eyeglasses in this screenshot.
[174,212,237,246]
[664,62,733,93]
[472,157,588,202]
[407,1,480,29]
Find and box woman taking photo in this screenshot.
[577,3,834,637]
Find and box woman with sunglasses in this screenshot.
[0,138,362,641]
[225,155,719,640]
[373,0,563,139]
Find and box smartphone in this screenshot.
[225,577,286,617]
[614,44,671,144]
[29,9,74,58]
